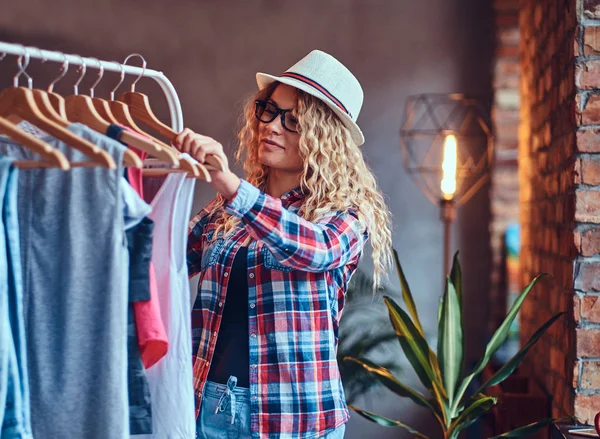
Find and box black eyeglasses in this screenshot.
[255,99,299,133]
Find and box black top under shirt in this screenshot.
[207,247,250,387]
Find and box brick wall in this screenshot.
[519,0,600,424]
[490,0,521,330]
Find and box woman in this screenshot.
[177,50,393,439]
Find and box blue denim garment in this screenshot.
[0,157,32,438]
[196,377,346,439]
[0,156,10,429]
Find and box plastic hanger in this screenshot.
[65,56,142,168]
[116,54,222,177]
[0,50,116,169]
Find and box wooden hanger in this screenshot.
[115,54,225,175]
[0,115,70,170]
[32,89,69,124]
[0,87,116,169]
[46,55,69,120]
[65,61,142,169]
[118,91,225,173]
[85,61,181,168]
[0,52,114,168]
[111,56,209,178]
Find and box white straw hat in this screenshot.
[256,50,365,146]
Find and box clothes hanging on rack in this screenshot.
[142,166,196,438]
[107,123,169,371]
[0,122,150,439]
[0,156,33,439]
[0,42,201,439]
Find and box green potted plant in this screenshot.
[345,250,564,439]
[338,269,401,404]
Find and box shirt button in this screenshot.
[218,302,223,308]
[251,364,257,369]
[251,396,257,401]
[249,273,255,279]
[223,272,229,278]
[250,303,255,308]
[213,332,218,338]
[250,333,257,338]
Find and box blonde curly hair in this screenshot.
[209,83,393,289]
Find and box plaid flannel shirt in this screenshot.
[187,179,368,439]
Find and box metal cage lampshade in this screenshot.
[399,93,494,275]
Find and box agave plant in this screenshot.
[346,250,564,439]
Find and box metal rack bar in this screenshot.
[0,42,183,131]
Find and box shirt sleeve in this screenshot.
[187,198,220,278]
[225,179,368,273]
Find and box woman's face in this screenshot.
[257,84,303,174]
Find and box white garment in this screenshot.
[143,170,196,438]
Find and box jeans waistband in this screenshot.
[204,379,250,399]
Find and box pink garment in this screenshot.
[127,144,169,369]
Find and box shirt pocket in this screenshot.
[201,231,226,270]
[261,245,295,273]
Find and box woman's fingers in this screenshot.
[174,129,228,167]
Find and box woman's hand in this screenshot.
[173,128,241,200]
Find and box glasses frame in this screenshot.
[255,99,299,133]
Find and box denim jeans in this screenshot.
[196,376,346,439]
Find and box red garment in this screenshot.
[127,145,169,369]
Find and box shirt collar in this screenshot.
[279,185,305,205]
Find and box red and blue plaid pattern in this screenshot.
[187,179,368,439]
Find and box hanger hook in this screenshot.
[73,54,87,95]
[0,52,6,64]
[110,61,126,101]
[89,58,104,98]
[14,45,32,88]
[48,52,69,93]
[122,53,147,92]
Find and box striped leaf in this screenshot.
[437,278,463,406]
[349,405,429,438]
[449,252,465,374]
[475,312,564,394]
[344,357,435,410]
[489,417,559,438]
[451,274,548,412]
[449,251,462,309]
[393,249,425,337]
[384,296,444,395]
[448,395,496,438]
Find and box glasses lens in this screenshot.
[283,112,299,132]
[255,100,278,123]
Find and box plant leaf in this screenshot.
[384,296,444,396]
[438,277,463,406]
[344,357,434,410]
[475,312,564,394]
[449,251,462,309]
[393,249,425,337]
[489,417,558,438]
[451,274,549,412]
[348,405,429,438]
[448,395,496,437]
[449,251,465,375]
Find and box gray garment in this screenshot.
[0,123,132,439]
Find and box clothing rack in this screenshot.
[0,41,184,132]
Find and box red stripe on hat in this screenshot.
[281,72,350,116]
